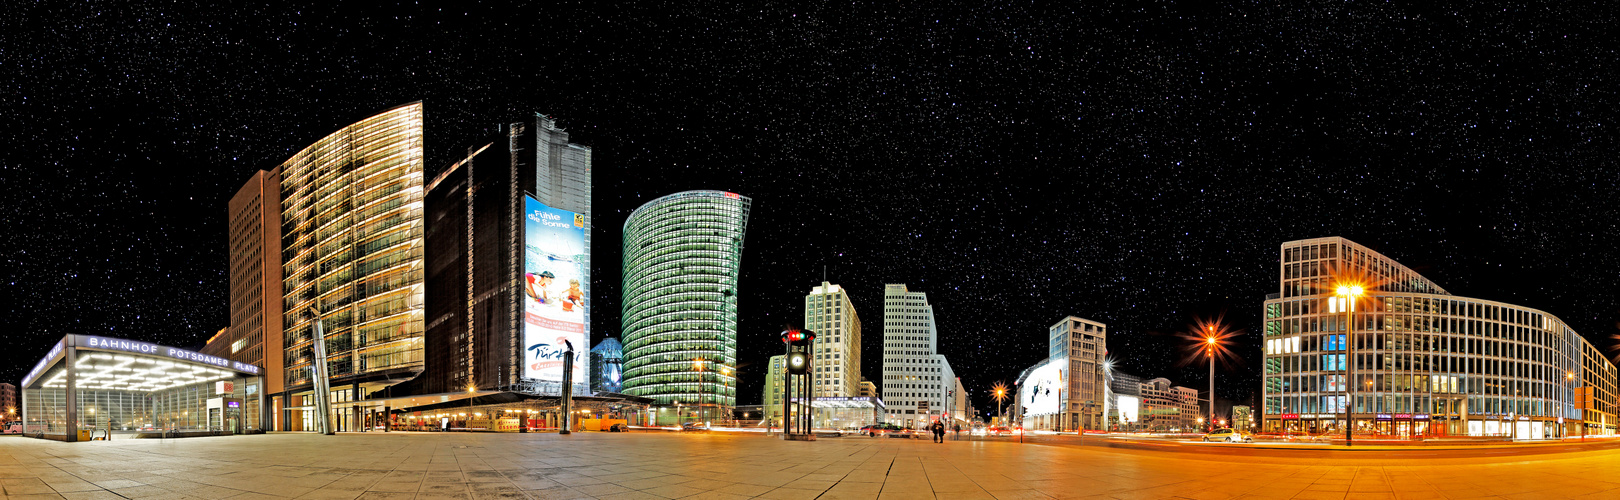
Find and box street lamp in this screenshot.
[693,358,706,426]
[1204,328,1217,432]
[1333,283,1364,446]
[719,365,733,425]
[992,383,1009,427]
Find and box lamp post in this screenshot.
[720,365,733,426]
[693,358,706,426]
[1204,327,1217,433]
[1334,284,1364,446]
[992,383,1009,427]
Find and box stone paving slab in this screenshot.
[4,433,1620,499]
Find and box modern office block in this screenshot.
[278,102,426,432]
[1261,236,1619,439]
[620,190,751,418]
[879,284,958,427]
[202,168,285,429]
[417,113,594,397]
[805,282,862,397]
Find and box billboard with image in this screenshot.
[522,196,589,385]
[1116,395,1140,423]
[1020,361,1065,417]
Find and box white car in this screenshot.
[1202,428,1252,443]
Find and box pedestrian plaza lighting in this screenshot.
[1331,282,1364,446]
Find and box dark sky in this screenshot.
[4,2,1619,415]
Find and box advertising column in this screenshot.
[522,197,590,392]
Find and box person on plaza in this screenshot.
[953,423,961,437]
[931,419,946,443]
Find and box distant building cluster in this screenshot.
[182,103,753,431]
[15,100,1620,441]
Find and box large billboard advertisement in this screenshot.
[1020,361,1065,417]
[1116,395,1140,423]
[523,196,588,385]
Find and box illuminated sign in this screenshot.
[522,197,589,386]
[80,336,261,375]
[1376,413,1393,421]
[22,340,65,387]
[26,335,263,387]
[227,401,240,408]
[1280,413,1300,420]
[1019,361,1064,416]
[1116,395,1140,423]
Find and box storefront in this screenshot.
[389,391,652,432]
[20,335,265,441]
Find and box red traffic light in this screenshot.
[780,329,816,343]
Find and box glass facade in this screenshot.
[21,335,264,441]
[1262,237,1619,439]
[279,102,426,406]
[620,190,751,409]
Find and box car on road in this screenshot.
[1202,428,1253,443]
[681,422,710,432]
[2,422,20,434]
[859,423,913,438]
[985,426,1018,436]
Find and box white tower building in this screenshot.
[805,282,862,397]
[880,284,956,427]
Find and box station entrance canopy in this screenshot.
[21,334,266,442]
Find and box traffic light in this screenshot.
[787,351,809,374]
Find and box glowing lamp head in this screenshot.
[1350,285,1363,296]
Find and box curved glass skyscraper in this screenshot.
[620,190,751,417]
[279,103,426,430]
[1262,237,1618,439]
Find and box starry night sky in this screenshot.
[4,2,1619,415]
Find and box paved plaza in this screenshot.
[2,432,1620,499]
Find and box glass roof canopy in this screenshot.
[35,353,239,392]
[23,334,263,390]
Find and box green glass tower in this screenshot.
[620,190,751,418]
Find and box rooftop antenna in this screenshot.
[823,265,827,283]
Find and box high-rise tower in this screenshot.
[202,168,285,428]
[620,191,751,421]
[805,282,861,397]
[279,102,426,431]
[880,284,957,427]
[419,113,593,396]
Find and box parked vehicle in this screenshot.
[609,423,629,432]
[1202,428,1253,443]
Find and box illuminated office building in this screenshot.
[417,113,593,397]
[1262,236,1618,439]
[620,190,751,419]
[278,102,426,432]
[880,284,958,427]
[805,282,862,397]
[202,168,285,428]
